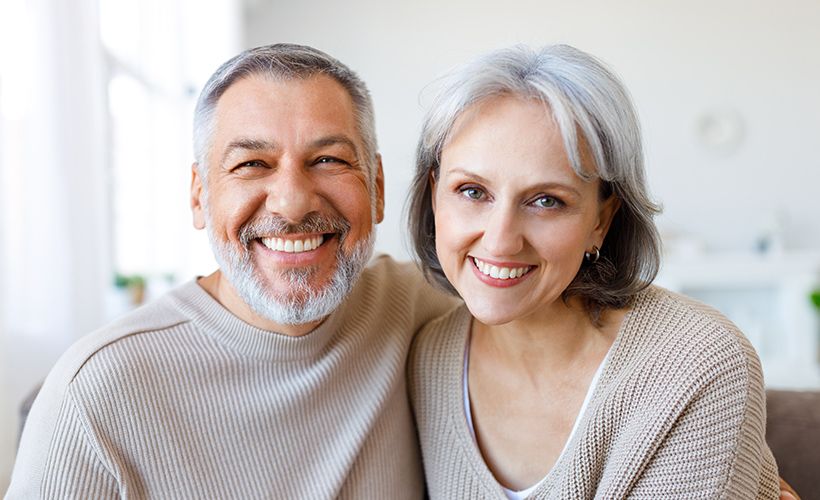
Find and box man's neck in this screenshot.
[197,271,324,336]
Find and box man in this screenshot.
[7,44,456,499]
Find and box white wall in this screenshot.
[244,0,820,259]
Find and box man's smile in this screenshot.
[261,234,327,253]
[250,232,341,268]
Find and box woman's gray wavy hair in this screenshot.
[193,43,379,184]
[407,44,662,318]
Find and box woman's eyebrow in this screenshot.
[445,167,582,197]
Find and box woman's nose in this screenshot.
[480,204,524,257]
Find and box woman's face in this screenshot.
[433,95,619,326]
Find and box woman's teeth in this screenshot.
[472,257,533,280]
[261,235,324,253]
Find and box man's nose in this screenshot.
[481,204,524,257]
[265,163,316,223]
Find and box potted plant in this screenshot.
[114,273,146,306]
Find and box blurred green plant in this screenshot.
[114,273,146,305]
[811,289,820,310]
[114,273,145,289]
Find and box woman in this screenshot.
[407,45,779,499]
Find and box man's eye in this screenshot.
[229,160,270,178]
[533,195,560,208]
[460,187,484,200]
[316,156,347,165]
[235,160,264,169]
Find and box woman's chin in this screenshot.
[465,306,519,327]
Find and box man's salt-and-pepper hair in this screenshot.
[408,44,662,317]
[193,43,379,182]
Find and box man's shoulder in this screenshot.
[43,282,195,394]
[10,282,198,493]
[358,254,437,302]
[361,254,455,296]
[344,254,461,331]
[362,254,425,281]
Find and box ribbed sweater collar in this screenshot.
[168,279,346,362]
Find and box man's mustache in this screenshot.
[238,212,351,248]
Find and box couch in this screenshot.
[766,389,820,498]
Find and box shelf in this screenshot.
[656,251,820,389]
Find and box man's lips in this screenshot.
[251,233,337,266]
[260,234,326,254]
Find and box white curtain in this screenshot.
[0,0,110,488]
[0,0,241,490]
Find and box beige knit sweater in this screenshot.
[7,255,457,499]
[409,286,780,499]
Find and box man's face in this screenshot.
[191,74,384,327]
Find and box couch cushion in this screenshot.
[766,389,820,497]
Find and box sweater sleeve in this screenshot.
[627,334,779,499]
[11,389,120,499]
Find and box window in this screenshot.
[99,0,240,315]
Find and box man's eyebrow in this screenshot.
[220,136,361,165]
[309,135,359,155]
[221,138,278,165]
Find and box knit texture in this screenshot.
[7,255,458,499]
[409,286,780,499]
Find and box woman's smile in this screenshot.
[468,255,536,288]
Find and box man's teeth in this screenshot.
[261,235,324,253]
[472,257,532,280]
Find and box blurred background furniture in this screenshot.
[766,389,820,499]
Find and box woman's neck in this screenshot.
[471,298,624,375]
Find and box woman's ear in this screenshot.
[429,170,438,213]
[593,194,621,245]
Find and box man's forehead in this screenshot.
[211,74,362,146]
[217,74,354,118]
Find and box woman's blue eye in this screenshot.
[461,188,484,200]
[534,196,558,208]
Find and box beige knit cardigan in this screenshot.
[409,286,779,499]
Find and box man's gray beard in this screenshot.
[205,216,375,327]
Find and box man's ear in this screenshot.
[374,155,385,224]
[190,163,206,230]
[593,194,621,246]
